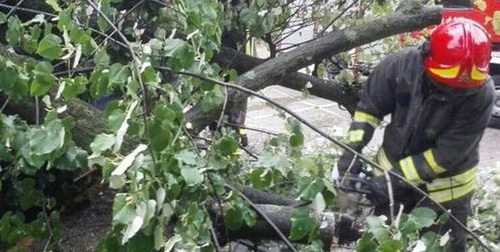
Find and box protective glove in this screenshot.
[336,151,363,177]
[331,150,364,194]
[362,170,411,206]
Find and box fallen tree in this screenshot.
[0,1,442,251]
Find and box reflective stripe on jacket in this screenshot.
[376,148,477,203]
[351,47,495,204]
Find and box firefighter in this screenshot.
[334,19,494,251]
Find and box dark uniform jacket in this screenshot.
[347,47,495,203]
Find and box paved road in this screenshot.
[245,85,500,169]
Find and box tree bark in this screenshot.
[216,204,359,250]
[213,47,361,114]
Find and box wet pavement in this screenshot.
[245,85,500,169]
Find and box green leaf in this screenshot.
[242,206,257,228]
[149,120,171,152]
[141,66,160,85]
[225,206,244,230]
[148,104,179,152]
[258,151,281,168]
[405,207,437,231]
[378,239,402,252]
[89,68,110,98]
[365,216,390,242]
[57,8,72,30]
[111,144,147,176]
[70,27,97,56]
[436,211,450,225]
[154,225,164,250]
[201,85,226,113]
[30,61,56,96]
[94,49,111,67]
[420,231,444,252]
[45,0,62,12]
[0,13,6,24]
[289,132,304,147]
[122,215,144,244]
[13,77,30,101]
[164,38,195,69]
[113,194,135,225]
[107,108,126,132]
[239,8,258,25]
[15,178,44,211]
[23,24,42,54]
[166,174,181,200]
[421,231,438,246]
[181,167,203,186]
[0,213,27,245]
[90,133,116,154]
[0,68,21,100]
[356,233,377,252]
[95,235,121,252]
[28,119,65,155]
[248,168,272,189]
[6,16,22,45]
[108,63,130,86]
[97,16,108,32]
[36,34,63,60]
[164,39,185,57]
[62,76,87,100]
[289,207,316,241]
[299,179,324,200]
[214,136,239,156]
[55,145,88,171]
[175,150,199,165]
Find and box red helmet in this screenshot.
[424,19,491,89]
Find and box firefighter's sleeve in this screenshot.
[395,87,494,185]
[345,55,398,150]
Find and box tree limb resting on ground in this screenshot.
[210,203,361,250]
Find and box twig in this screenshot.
[0,97,10,112]
[0,3,54,17]
[206,174,229,251]
[73,168,97,183]
[35,96,40,126]
[234,240,267,252]
[384,170,395,223]
[41,203,61,252]
[209,226,222,252]
[223,121,280,136]
[5,0,25,19]
[318,0,359,36]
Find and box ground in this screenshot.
[55,85,500,251]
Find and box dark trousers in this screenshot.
[374,189,472,252]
